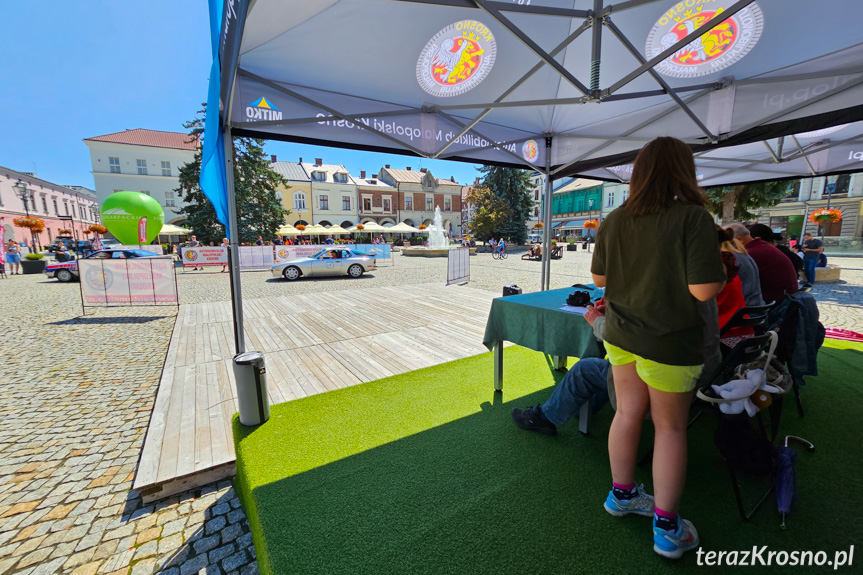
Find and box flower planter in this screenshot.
[21,259,46,274]
[566,244,577,251]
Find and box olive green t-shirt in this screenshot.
[591,201,726,366]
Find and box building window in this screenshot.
[41,195,48,213]
[52,198,58,214]
[363,198,372,211]
[334,173,348,184]
[165,191,176,207]
[293,192,306,210]
[606,192,614,208]
[342,196,351,211]
[137,159,148,175]
[63,200,69,215]
[320,195,329,210]
[405,196,413,210]
[622,190,629,202]
[161,161,171,176]
[311,171,326,182]
[70,203,76,218]
[426,198,433,210]
[79,205,86,219]
[535,190,540,200]
[444,199,451,211]
[140,190,150,196]
[535,207,540,216]
[109,156,120,173]
[383,199,391,212]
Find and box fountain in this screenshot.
[402,206,476,257]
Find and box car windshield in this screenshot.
[128,250,156,257]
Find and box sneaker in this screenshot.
[800,283,813,292]
[511,405,557,436]
[604,484,655,517]
[653,516,699,560]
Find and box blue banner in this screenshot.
[200,0,229,229]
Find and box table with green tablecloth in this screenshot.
[483,286,605,391]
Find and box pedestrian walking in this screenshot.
[220,237,229,272]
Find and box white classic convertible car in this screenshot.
[270,247,377,281]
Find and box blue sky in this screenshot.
[0,1,483,189]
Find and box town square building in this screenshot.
[84,129,196,225]
[0,167,100,248]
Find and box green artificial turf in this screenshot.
[234,340,863,575]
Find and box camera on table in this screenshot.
[567,290,592,307]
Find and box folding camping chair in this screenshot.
[694,331,787,520]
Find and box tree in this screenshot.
[465,186,512,241]
[177,106,289,244]
[704,180,791,224]
[478,166,533,244]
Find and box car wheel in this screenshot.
[282,266,301,281]
[348,264,364,278]
[56,269,74,283]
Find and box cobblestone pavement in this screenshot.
[1,250,861,575]
[0,275,257,575]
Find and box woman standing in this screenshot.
[5,239,21,275]
[591,137,725,559]
[220,237,230,273]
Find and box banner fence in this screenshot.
[238,245,274,270]
[447,247,470,284]
[78,256,178,313]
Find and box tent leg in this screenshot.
[541,136,553,291]
[224,125,246,355]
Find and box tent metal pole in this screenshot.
[541,136,553,291]
[603,0,755,97]
[590,0,603,97]
[790,135,818,176]
[472,0,590,95]
[604,19,715,141]
[224,124,246,355]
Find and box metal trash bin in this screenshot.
[233,352,270,426]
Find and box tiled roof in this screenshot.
[380,167,460,186]
[554,178,604,193]
[62,185,97,199]
[0,165,94,198]
[356,178,395,189]
[300,163,357,184]
[84,129,199,151]
[270,162,309,181]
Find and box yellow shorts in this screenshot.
[604,342,702,393]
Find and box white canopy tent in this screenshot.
[204,0,863,353]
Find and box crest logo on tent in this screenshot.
[645,0,764,79]
[246,97,283,121]
[522,140,539,164]
[416,20,497,97]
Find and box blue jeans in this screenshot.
[542,358,610,426]
[803,257,818,285]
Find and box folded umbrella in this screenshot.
[775,435,815,529]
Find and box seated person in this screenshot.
[511,301,610,435]
[818,252,828,268]
[55,246,71,262]
[512,296,722,435]
[718,233,754,349]
[726,223,797,305]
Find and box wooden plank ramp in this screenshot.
[134,283,498,502]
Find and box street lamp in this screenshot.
[12,180,38,250]
[821,174,839,242]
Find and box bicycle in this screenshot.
[491,248,508,260]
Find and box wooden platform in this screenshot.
[134,284,498,501]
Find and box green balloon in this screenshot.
[100,192,165,245]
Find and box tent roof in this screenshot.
[219,0,863,186]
